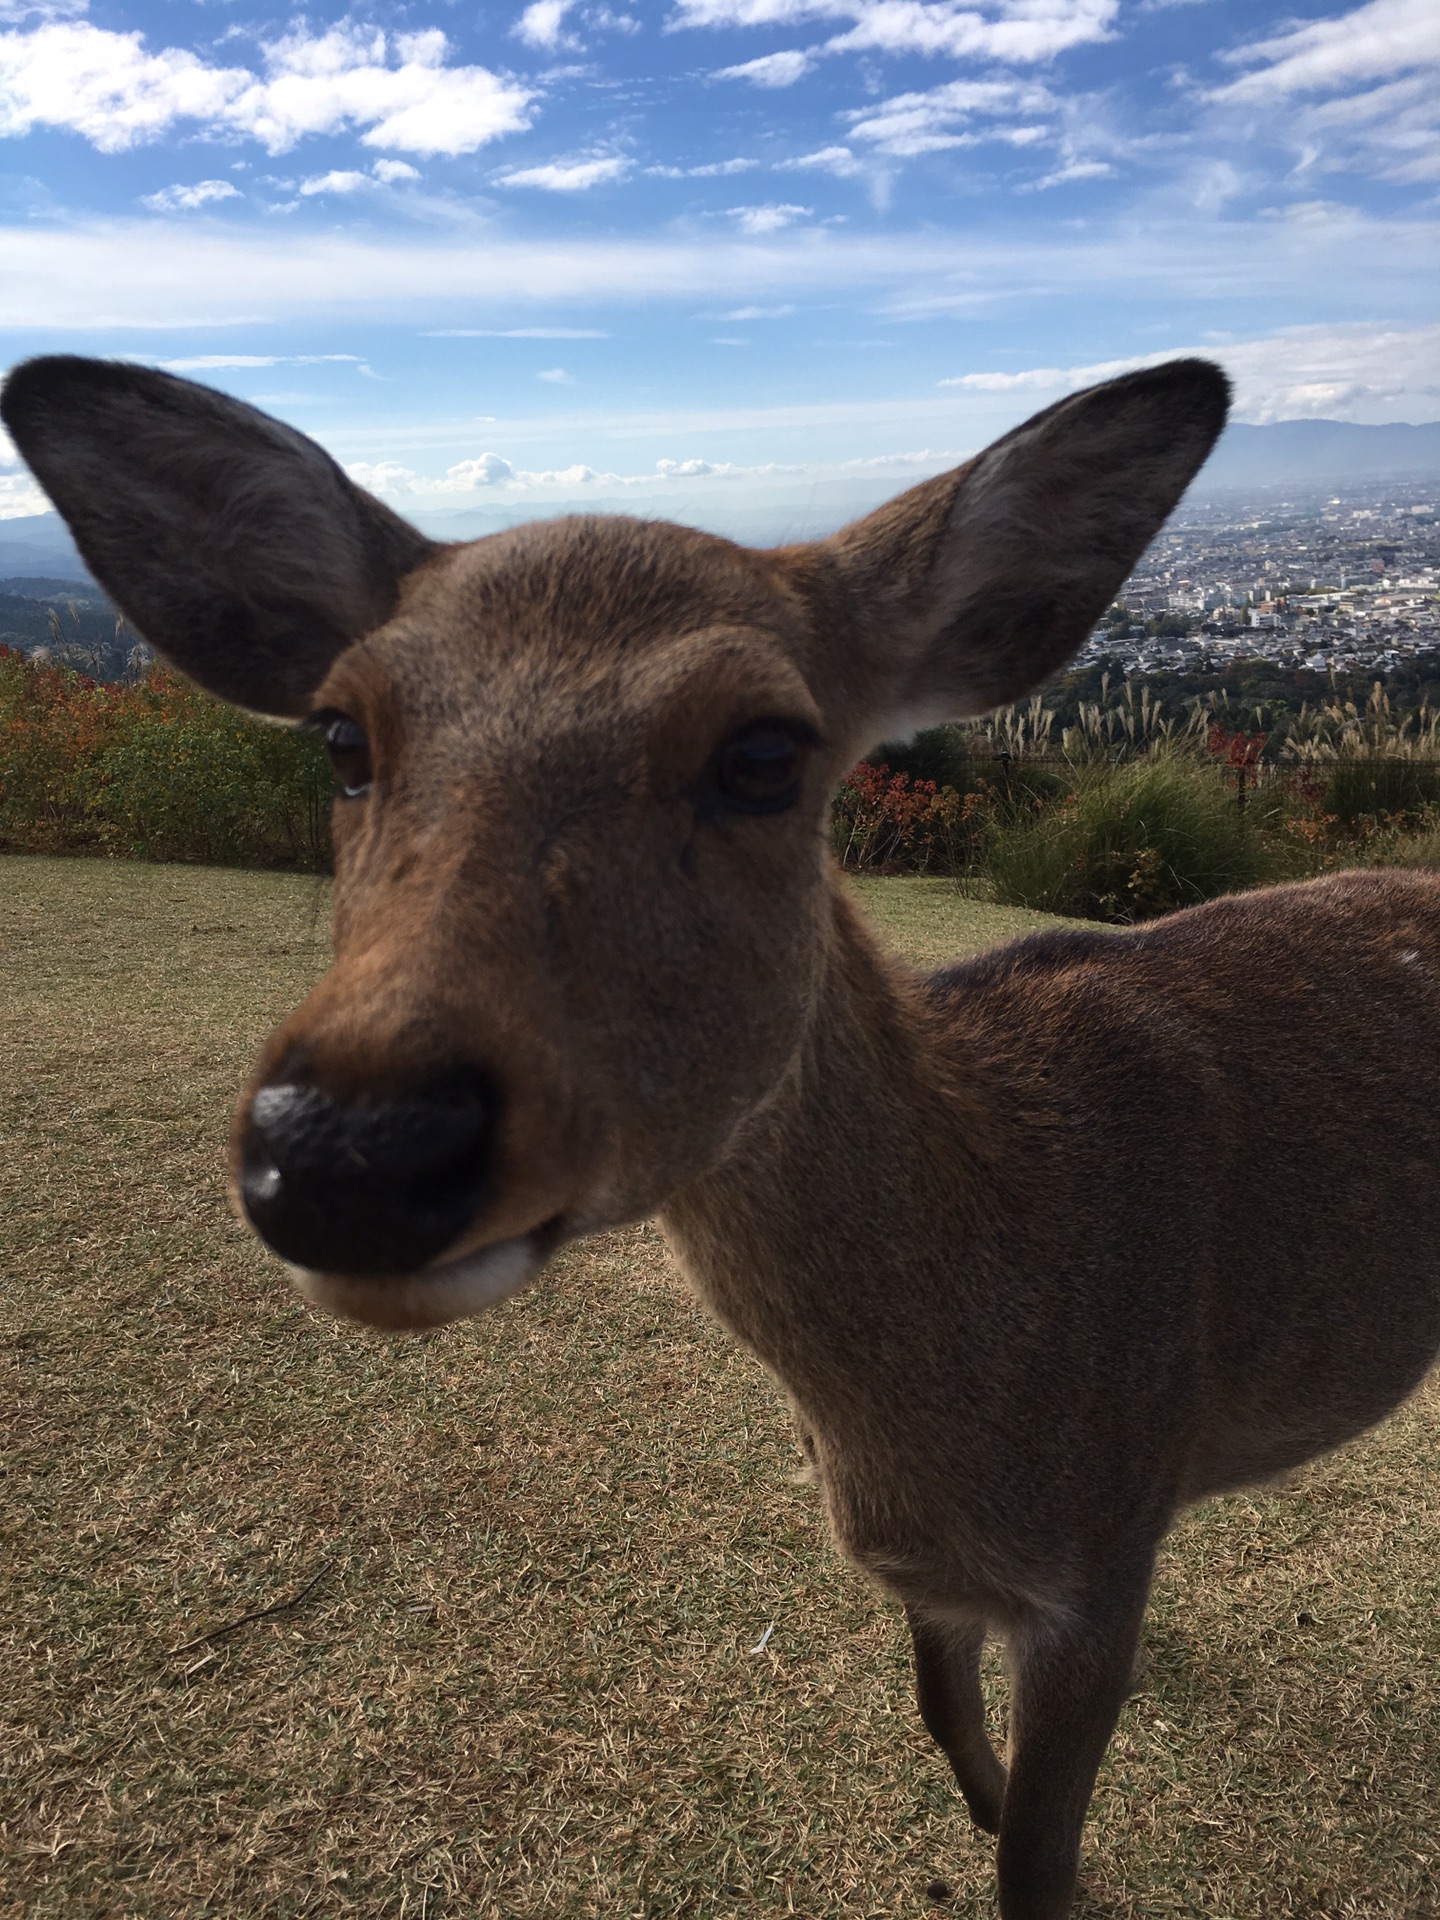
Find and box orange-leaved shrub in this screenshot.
[0,648,331,869]
[832,761,977,873]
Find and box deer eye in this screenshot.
[714,722,806,814]
[320,713,372,798]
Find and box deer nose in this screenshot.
[238,1069,493,1277]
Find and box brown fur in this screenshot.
[6,352,1435,1920]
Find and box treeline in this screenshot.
[0,649,330,869]
[1052,651,1440,732]
[5,649,1440,924]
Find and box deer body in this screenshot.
[670,871,1440,1531]
[6,351,1438,1920]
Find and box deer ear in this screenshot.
[0,356,437,716]
[823,359,1229,734]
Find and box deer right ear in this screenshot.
[819,359,1229,740]
[0,357,437,717]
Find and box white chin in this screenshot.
[290,1234,543,1331]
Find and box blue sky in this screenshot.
[1,0,1437,532]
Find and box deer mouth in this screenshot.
[288,1220,564,1330]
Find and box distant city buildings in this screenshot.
[1081,478,1440,681]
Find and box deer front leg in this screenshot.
[906,1605,1007,1834]
[994,1576,1151,1920]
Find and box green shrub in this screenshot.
[1321,757,1440,828]
[981,756,1274,923]
[0,651,332,869]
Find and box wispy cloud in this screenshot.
[715,49,814,86]
[496,155,632,189]
[648,156,761,177]
[725,201,813,232]
[672,0,1120,64]
[140,179,240,213]
[1202,0,1440,186]
[845,78,1055,156]
[1029,158,1114,189]
[298,160,420,195]
[0,20,534,155]
[778,144,869,178]
[939,322,1440,423]
[156,353,373,372]
[1211,0,1439,105]
[422,327,610,337]
[1,209,1435,335]
[342,440,968,501]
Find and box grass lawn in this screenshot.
[2,855,1437,1920]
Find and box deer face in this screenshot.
[237,521,843,1326]
[0,352,1228,1328]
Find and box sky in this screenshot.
[1,0,1437,533]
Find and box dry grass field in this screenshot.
[2,855,1437,1920]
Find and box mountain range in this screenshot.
[5,418,1438,586]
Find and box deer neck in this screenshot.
[659,877,996,1413]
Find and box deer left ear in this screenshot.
[1,356,438,717]
[821,359,1229,735]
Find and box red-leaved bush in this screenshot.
[831,761,976,873]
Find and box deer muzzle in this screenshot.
[238,1067,494,1278]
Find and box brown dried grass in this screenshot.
[1,857,1436,1919]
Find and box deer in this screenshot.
[5,352,1439,1920]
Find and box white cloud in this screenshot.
[690,156,762,176]
[845,77,1055,156]
[0,467,49,517]
[296,160,420,194]
[141,178,241,213]
[423,327,610,337]
[778,144,868,177]
[1029,158,1114,188]
[1212,0,1439,104]
[513,0,580,49]
[647,155,761,176]
[726,201,812,232]
[825,0,1119,61]
[1202,0,1440,186]
[716,303,795,317]
[336,442,975,511]
[157,352,371,371]
[0,419,48,517]
[668,0,825,24]
[938,323,1440,423]
[496,154,632,189]
[1,213,1435,374]
[715,49,814,86]
[671,0,1120,64]
[300,169,369,196]
[0,20,534,156]
[0,0,85,20]
[538,365,577,382]
[443,452,517,485]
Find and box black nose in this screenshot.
[239,1068,493,1276]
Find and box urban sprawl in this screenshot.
[1083,479,1440,679]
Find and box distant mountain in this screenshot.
[1195,420,1440,493]
[1,419,1435,581]
[0,515,93,582]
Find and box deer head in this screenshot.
[1,354,1228,1330]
